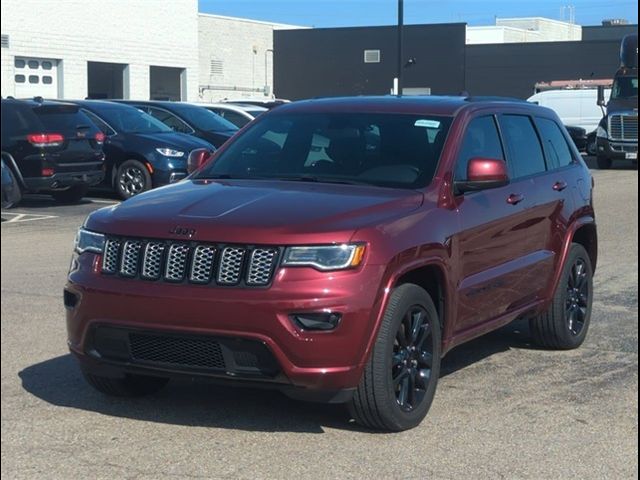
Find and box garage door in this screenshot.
[14,57,58,99]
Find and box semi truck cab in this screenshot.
[596,34,638,169]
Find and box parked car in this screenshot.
[1,98,105,204]
[114,100,238,148]
[527,88,610,155]
[565,125,588,152]
[1,156,22,209]
[222,98,290,110]
[66,96,597,432]
[194,103,267,128]
[69,101,214,199]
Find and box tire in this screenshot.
[586,134,597,156]
[1,167,22,209]
[82,371,169,397]
[597,156,613,170]
[349,284,441,432]
[50,185,88,204]
[529,243,594,350]
[115,159,152,200]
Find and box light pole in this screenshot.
[396,0,404,96]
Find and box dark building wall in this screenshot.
[274,24,466,100]
[274,24,624,101]
[582,24,638,41]
[465,40,622,99]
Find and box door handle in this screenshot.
[507,193,525,205]
[553,181,568,192]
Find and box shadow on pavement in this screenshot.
[20,320,536,433]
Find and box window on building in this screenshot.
[15,74,26,83]
[28,75,39,84]
[42,76,53,85]
[42,61,53,70]
[28,60,39,69]
[15,59,25,68]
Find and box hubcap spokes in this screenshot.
[119,167,145,196]
[566,259,589,335]
[392,306,434,412]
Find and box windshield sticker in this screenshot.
[414,119,441,128]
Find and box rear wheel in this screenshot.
[349,284,441,431]
[51,185,88,204]
[586,134,597,156]
[530,243,593,350]
[82,371,169,397]
[597,156,612,170]
[116,160,151,199]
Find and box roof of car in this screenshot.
[273,95,536,116]
[2,97,79,108]
[190,102,268,113]
[68,99,139,110]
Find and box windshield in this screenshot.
[611,76,638,100]
[172,105,238,132]
[196,112,453,189]
[94,105,173,134]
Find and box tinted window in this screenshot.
[169,104,238,132]
[499,115,547,179]
[535,118,575,169]
[91,105,172,134]
[1,102,43,140]
[455,116,504,181]
[146,107,193,134]
[82,109,116,136]
[33,105,98,135]
[220,110,250,128]
[197,113,453,189]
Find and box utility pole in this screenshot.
[396,0,404,96]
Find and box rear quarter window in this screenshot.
[34,105,99,135]
[499,115,547,179]
[535,117,575,169]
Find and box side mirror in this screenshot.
[187,148,214,174]
[597,85,606,107]
[454,157,509,194]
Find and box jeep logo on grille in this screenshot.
[169,226,196,238]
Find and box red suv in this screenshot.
[65,96,597,431]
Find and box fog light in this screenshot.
[291,312,342,331]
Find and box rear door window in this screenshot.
[455,116,505,181]
[82,109,117,136]
[146,107,193,134]
[499,115,547,179]
[535,117,575,169]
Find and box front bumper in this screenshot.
[596,137,638,161]
[65,253,387,401]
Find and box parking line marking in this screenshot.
[90,199,120,205]
[1,212,59,223]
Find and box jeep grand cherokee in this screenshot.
[65,96,597,431]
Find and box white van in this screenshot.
[527,89,610,134]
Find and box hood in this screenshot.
[129,132,214,151]
[86,180,424,245]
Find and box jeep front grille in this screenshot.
[609,114,638,142]
[101,237,279,287]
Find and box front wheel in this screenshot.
[597,156,613,170]
[529,243,594,350]
[116,160,152,199]
[349,284,441,431]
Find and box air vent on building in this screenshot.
[1,35,9,48]
[210,59,224,76]
[364,49,381,64]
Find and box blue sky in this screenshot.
[199,0,638,27]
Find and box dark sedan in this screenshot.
[114,100,238,148]
[70,100,214,199]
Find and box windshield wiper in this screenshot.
[277,175,370,186]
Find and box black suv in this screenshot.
[115,100,238,148]
[69,101,214,199]
[1,99,105,204]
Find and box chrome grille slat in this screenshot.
[609,114,638,141]
[102,239,121,273]
[247,248,278,286]
[101,237,276,287]
[189,245,216,284]
[141,242,166,280]
[120,241,142,277]
[164,244,190,281]
[217,247,246,285]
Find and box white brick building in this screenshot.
[467,17,582,44]
[1,0,200,101]
[198,14,301,102]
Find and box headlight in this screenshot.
[282,244,366,271]
[74,228,105,254]
[156,148,185,157]
[596,126,608,139]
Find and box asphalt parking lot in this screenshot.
[1,161,638,480]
